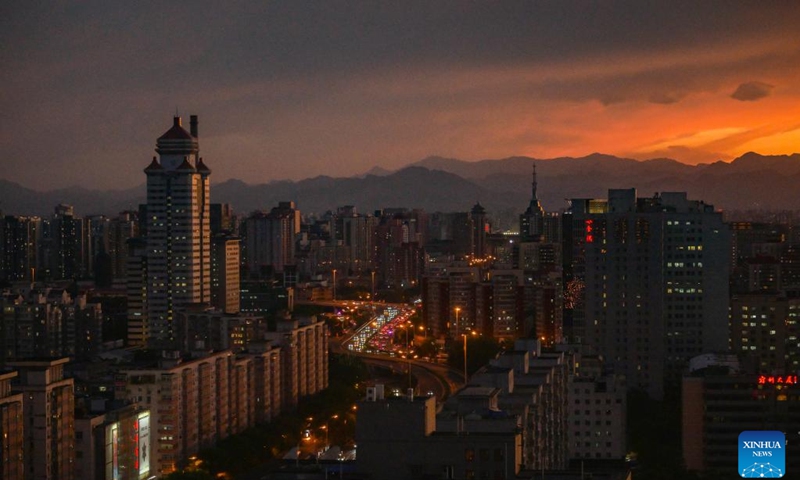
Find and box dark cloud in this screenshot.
[2,2,800,189]
[730,81,775,101]
[649,92,685,105]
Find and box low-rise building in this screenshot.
[357,391,523,480]
[567,375,626,461]
[10,358,75,480]
[75,404,152,480]
[0,371,24,480]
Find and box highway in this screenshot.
[330,302,464,401]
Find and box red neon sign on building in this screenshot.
[757,375,798,385]
[585,219,594,243]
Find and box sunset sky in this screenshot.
[2,1,800,190]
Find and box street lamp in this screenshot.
[371,270,376,301]
[463,330,478,384]
[463,331,468,383]
[320,424,328,448]
[332,269,337,301]
[454,307,461,339]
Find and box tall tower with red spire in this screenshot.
[132,115,211,347]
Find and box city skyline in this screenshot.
[3,2,800,190]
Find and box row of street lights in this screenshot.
[454,306,478,383]
[330,269,377,302]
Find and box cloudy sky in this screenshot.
[2,1,800,190]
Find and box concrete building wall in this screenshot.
[0,372,24,480]
[567,375,626,460]
[11,358,75,480]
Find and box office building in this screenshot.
[520,164,545,242]
[568,189,729,398]
[211,233,240,314]
[243,202,299,277]
[141,115,211,348]
[682,355,800,473]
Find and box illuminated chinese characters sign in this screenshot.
[585,219,594,243]
[757,375,798,385]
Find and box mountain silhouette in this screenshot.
[3,153,800,222]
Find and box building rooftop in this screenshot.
[157,116,194,140]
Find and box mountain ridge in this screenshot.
[3,153,800,220]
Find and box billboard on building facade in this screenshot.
[137,412,150,479]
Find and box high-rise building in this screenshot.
[333,206,377,274]
[52,204,93,280]
[107,211,139,281]
[126,237,148,346]
[471,203,488,259]
[210,203,235,234]
[141,115,211,348]
[0,215,40,283]
[211,233,240,314]
[243,202,299,277]
[568,189,730,398]
[374,210,425,288]
[520,164,544,242]
[264,317,328,411]
[482,269,524,339]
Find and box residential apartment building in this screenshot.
[567,375,626,461]
[115,350,234,475]
[9,358,75,480]
[0,371,24,480]
[265,316,328,411]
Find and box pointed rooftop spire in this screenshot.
[531,163,538,201]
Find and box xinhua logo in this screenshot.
[739,431,785,478]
